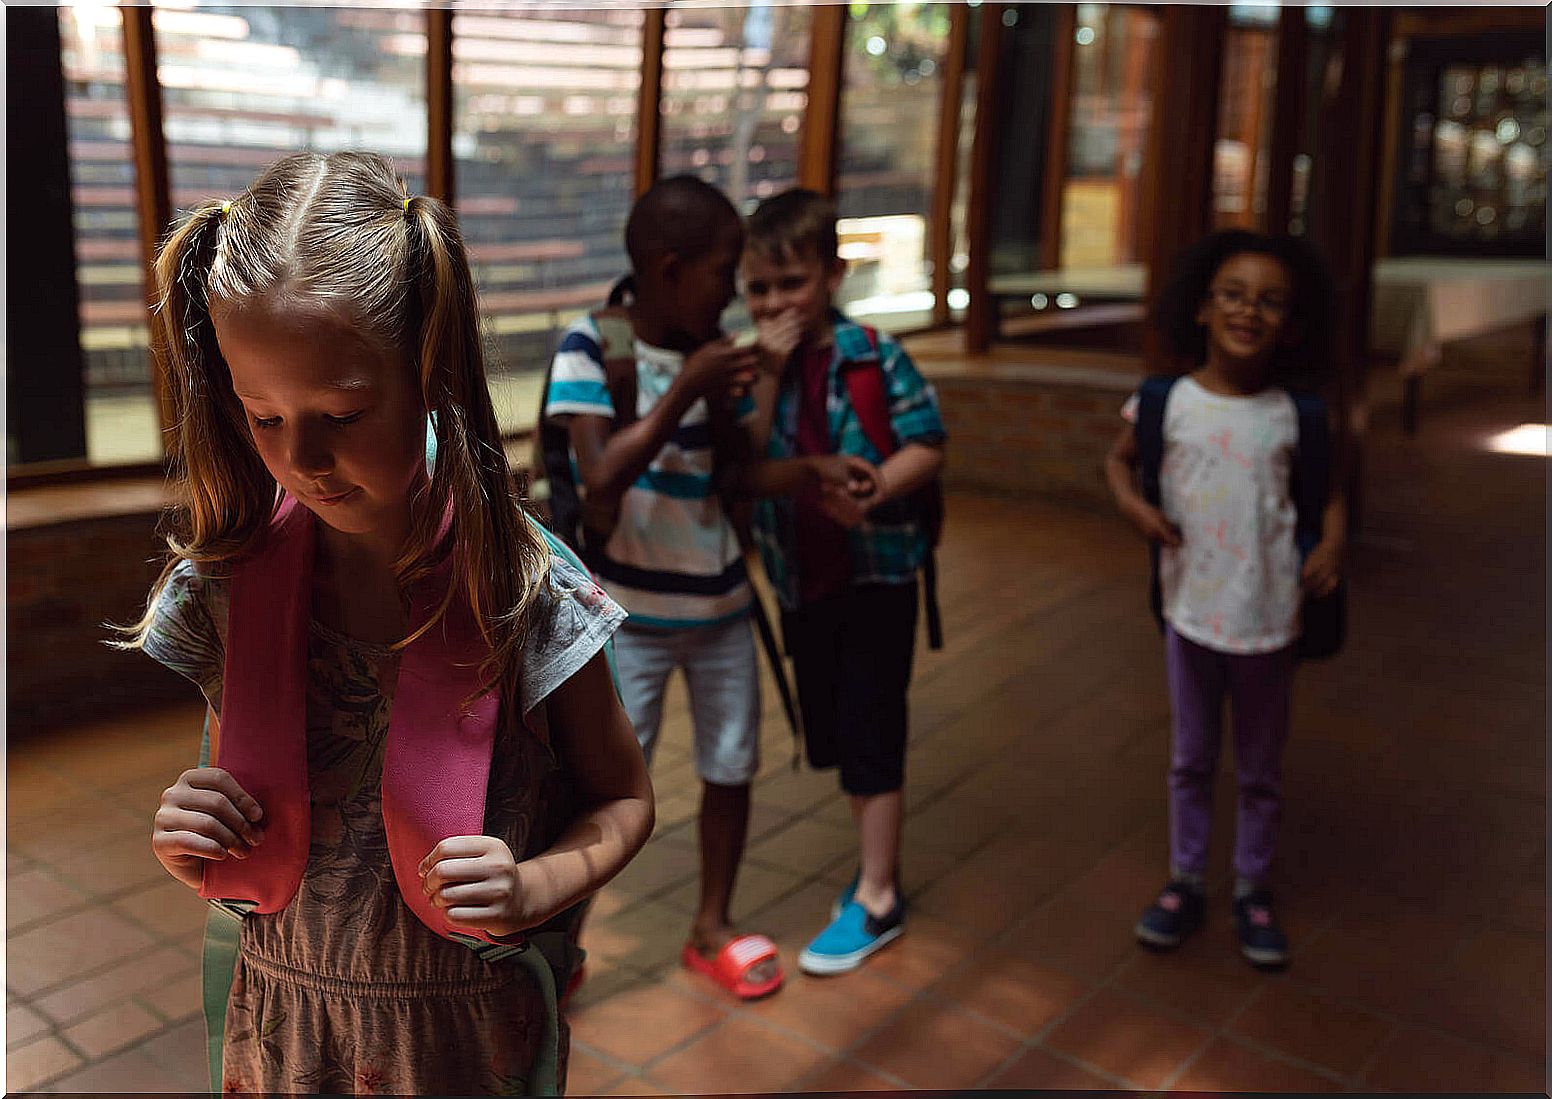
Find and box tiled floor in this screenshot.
[8,363,1546,1094]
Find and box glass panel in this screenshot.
[660,3,810,212]
[1062,4,1158,269]
[835,2,953,332]
[453,9,643,434]
[58,5,160,466]
[156,7,427,208]
[1212,19,1279,230]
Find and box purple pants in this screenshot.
[1165,627,1294,884]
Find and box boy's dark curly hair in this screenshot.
[1151,229,1336,390]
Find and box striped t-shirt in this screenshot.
[543,314,751,631]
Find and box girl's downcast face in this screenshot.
[213,294,427,541]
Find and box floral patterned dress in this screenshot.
[144,552,624,1096]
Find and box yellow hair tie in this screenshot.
[220,200,232,218]
[403,196,412,214]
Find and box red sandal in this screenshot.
[681,933,784,1000]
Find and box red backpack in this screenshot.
[841,327,945,650]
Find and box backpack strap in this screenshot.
[1133,374,1181,632]
[1288,391,1331,559]
[842,326,945,651]
[1134,373,1179,510]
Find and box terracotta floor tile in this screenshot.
[565,1046,626,1096]
[59,1000,164,1060]
[604,836,701,903]
[928,948,1090,1036]
[1228,983,1394,1077]
[1004,895,1138,982]
[7,800,148,863]
[7,907,158,998]
[51,831,171,899]
[1044,988,1211,1089]
[46,1024,208,1093]
[850,999,1023,1089]
[797,1056,907,1092]
[4,762,86,818]
[913,863,1051,937]
[649,1014,830,1094]
[855,913,982,992]
[1361,1024,1546,1092]
[569,983,726,1066]
[1408,978,1546,1062]
[1172,1036,1343,1091]
[1059,843,1170,917]
[659,860,806,923]
[110,878,211,941]
[597,1074,684,1096]
[1447,924,1546,1000]
[746,816,856,877]
[138,970,202,1024]
[1111,934,1263,1027]
[5,1033,85,1092]
[566,958,643,1015]
[29,945,199,1026]
[742,968,914,1051]
[584,899,699,974]
[7,1001,53,1048]
[984,1046,1120,1090]
[6,869,90,933]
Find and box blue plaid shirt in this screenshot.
[752,312,947,611]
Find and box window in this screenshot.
[660,3,810,212]
[452,9,643,434]
[1062,4,1158,269]
[835,2,954,332]
[59,5,159,466]
[1212,9,1280,230]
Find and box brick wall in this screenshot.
[928,364,1138,507]
[9,508,187,733]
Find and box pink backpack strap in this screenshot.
[208,497,510,950]
[203,494,312,913]
[381,550,503,948]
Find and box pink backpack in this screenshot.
[206,494,517,956]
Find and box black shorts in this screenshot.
[781,581,919,796]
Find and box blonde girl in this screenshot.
[122,151,652,1096]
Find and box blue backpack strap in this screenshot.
[1134,374,1179,509]
[1288,391,1331,559]
[1133,374,1180,633]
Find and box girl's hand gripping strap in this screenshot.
[203,495,313,912]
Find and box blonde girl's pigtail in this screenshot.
[402,196,549,702]
[153,200,276,561]
[115,200,271,648]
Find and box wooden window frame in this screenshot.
[15,1,977,482]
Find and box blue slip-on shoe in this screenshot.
[1134,880,1205,950]
[830,871,859,920]
[799,897,905,976]
[1233,889,1289,969]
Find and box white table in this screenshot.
[1370,257,1549,434]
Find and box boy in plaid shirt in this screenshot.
[741,189,946,974]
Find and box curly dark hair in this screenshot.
[1151,230,1336,390]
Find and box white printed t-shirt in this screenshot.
[1122,375,1301,654]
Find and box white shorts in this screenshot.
[612,614,761,787]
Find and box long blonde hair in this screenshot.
[124,151,548,701]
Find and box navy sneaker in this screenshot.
[1134,880,1205,950]
[1233,889,1289,969]
[800,895,905,975]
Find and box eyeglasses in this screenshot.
[1208,286,1290,320]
